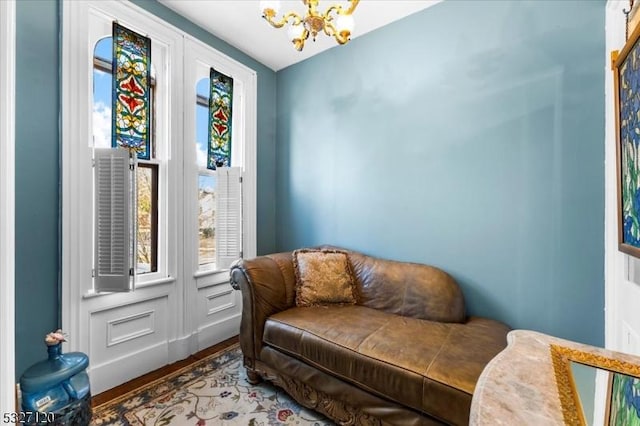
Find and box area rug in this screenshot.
[91,344,333,425]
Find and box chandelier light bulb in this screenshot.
[335,13,354,33]
[335,15,355,43]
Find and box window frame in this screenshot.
[61,0,257,353]
[87,23,170,289]
[194,76,244,272]
[184,36,256,286]
[92,41,160,276]
[61,0,184,326]
[0,0,16,413]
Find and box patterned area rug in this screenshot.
[91,344,333,425]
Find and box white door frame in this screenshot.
[0,0,16,413]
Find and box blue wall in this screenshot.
[14,0,277,378]
[15,0,60,380]
[276,0,605,345]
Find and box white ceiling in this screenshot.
[158,0,441,71]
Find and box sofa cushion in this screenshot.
[292,249,357,307]
[347,251,466,323]
[263,305,509,426]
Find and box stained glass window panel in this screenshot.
[208,68,233,170]
[112,22,151,160]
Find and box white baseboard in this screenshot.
[89,341,168,395]
[197,314,240,351]
[168,333,198,363]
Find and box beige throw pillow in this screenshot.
[293,249,357,307]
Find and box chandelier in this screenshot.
[260,0,360,51]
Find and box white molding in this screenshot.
[206,288,235,316]
[106,310,156,347]
[196,313,241,351]
[0,0,16,412]
[196,274,230,290]
[244,68,258,261]
[168,333,197,363]
[89,341,168,395]
[61,0,87,354]
[193,268,229,279]
[600,1,628,422]
[604,0,627,352]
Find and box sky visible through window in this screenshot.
[93,38,112,149]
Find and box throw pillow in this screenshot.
[292,248,357,307]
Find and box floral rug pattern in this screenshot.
[91,345,333,425]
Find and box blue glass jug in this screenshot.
[20,341,91,424]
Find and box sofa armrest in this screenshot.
[230,252,297,368]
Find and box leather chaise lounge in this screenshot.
[230,248,510,425]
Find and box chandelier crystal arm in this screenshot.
[322,22,340,43]
[263,10,304,29]
[323,0,359,19]
[342,0,359,15]
[306,0,319,17]
[322,22,349,44]
[323,21,334,37]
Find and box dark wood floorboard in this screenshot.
[91,335,239,408]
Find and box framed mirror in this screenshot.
[550,344,640,425]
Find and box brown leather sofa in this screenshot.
[230,248,510,425]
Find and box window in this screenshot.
[193,70,243,272]
[196,78,216,268]
[92,36,158,276]
[63,2,257,386]
[63,0,257,302]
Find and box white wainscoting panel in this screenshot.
[88,296,170,393]
[196,281,241,350]
[205,288,235,316]
[106,310,156,347]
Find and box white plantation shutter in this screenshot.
[94,148,135,293]
[215,167,242,269]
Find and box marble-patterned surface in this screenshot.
[469,329,640,425]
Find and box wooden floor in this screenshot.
[91,335,239,408]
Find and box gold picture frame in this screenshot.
[613,18,640,258]
[550,344,640,425]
